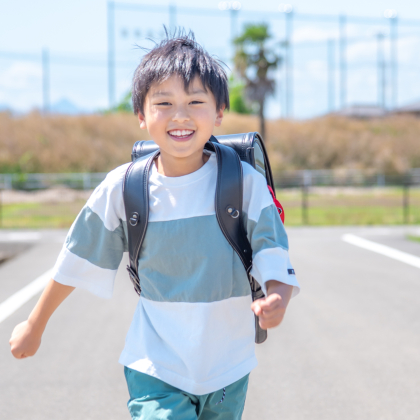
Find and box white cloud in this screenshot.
[397,36,420,64]
[347,40,376,61]
[292,26,338,43]
[294,59,328,84]
[0,62,42,90]
[0,62,43,111]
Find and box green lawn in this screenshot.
[0,201,85,229]
[407,235,420,243]
[0,187,419,229]
[277,187,420,226]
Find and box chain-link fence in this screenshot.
[274,168,420,225]
[2,3,420,119]
[1,169,419,228]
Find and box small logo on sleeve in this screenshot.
[288,269,295,275]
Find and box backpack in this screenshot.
[123,132,284,344]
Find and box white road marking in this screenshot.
[342,234,420,269]
[0,269,53,324]
[0,232,41,241]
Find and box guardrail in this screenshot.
[0,169,419,226]
[0,172,108,191]
[273,168,420,188]
[1,169,420,190]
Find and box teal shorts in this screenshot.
[124,367,249,420]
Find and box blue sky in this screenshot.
[1,0,419,118]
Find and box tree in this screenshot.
[114,91,133,113]
[105,91,132,114]
[229,76,252,114]
[233,24,280,140]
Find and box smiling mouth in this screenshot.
[168,129,195,140]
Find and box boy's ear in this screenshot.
[137,112,147,130]
[214,105,225,127]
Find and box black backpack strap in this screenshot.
[207,138,268,344]
[123,150,160,295]
[206,139,253,271]
[124,139,267,343]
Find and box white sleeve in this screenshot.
[242,162,300,297]
[51,164,130,298]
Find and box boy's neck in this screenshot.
[155,150,210,177]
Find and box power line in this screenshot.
[110,2,420,27]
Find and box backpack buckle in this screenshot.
[129,212,139,226]
[226,206,240,218]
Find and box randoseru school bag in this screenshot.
[123,132,284,344]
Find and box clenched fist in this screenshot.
[9,320,42,359]
[251,280,293,329]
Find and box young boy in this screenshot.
[9,33,300,419]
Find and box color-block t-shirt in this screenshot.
[52,152,300,395]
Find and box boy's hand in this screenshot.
[9,320,43,359]
[9,279,74,359]
[251,280,293,329]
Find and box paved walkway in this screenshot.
[0,227,419,419]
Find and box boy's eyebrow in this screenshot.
[151,89,207,97]
[187,89,207,95]
[151,91,173,97]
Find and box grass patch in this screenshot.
[407,235,420,243]
[0,187,419,229]
[0,201,85,229]
[277,187,420,226]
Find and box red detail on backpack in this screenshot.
[267,185,285,224]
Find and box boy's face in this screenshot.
[138,75,224,160]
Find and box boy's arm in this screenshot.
[242,166,300,330]
[251,280,293,330]
[9,279,74,359]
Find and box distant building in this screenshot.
[334,104,387,119]
[394,100,420,117]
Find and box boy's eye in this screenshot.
[157,102,171,106]
[190,101,204,105]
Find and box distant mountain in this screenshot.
[50,98,85,115]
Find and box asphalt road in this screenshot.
[0,226,419,420]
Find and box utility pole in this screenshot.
[230,6,240,67]
[230,8,239,41]
[169,3,177,32]
[390,16,398,109]
[327,39,335,113]
[339,14,347,110]
[285,10,294,118]
[376,33,386,109]
[42,48,50,114]
[107,1,116,110]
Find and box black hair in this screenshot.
[132,29,230,114]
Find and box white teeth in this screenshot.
[169,130,193,137]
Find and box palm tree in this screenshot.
[233,24,280,140]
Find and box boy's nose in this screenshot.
[172,107,190,123]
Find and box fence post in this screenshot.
[83,173,91,190]
[0,187,2,228]
[403,174,410,224]
[5,174,12,190]
[302,170,310,225]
